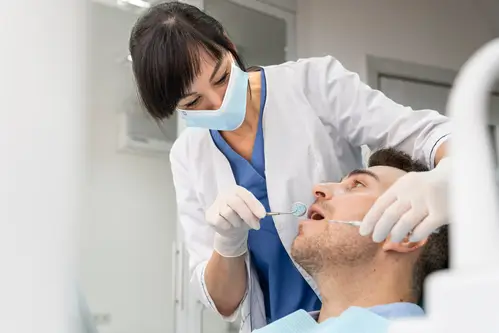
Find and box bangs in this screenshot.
[131,17,224,120]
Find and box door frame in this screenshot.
[367,55,499,165]
[367,56,457,93]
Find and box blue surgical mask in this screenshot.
[177,60,249,131]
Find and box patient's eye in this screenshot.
[351,180,365,189]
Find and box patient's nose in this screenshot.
[313,183,338,199]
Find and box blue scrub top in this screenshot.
[210,69,321,323]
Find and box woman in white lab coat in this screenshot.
[128,2,451,332]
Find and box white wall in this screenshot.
[81,3,176,333]
[296,0,496,81]
[296,0,498,163]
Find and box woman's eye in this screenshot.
[185,97,200,108]
[215,72,229,85]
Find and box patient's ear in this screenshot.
[382,236,428,253]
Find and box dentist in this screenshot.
[128,2,450,332]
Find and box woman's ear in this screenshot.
[382,236,428,253]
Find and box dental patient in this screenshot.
[255,148,449,332]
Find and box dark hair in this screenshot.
[129,1,246,120]
[368,148,449,299]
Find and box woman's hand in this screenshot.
[206,185,266,257]
[360,158,450,243]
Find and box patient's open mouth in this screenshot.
[310,211,324,220]
[308,204,325,220]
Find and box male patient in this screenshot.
[257,148,449,331]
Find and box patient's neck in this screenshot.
[314,260,416,323]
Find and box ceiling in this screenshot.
[94,0,498,37]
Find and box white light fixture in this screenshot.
[117,0,151,9]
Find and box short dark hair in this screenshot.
[129,1,246,120]
[368,148,449,299]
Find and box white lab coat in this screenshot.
[169,56,450,333]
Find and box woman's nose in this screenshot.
[313,183,337,200]
[205,89,224,110]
